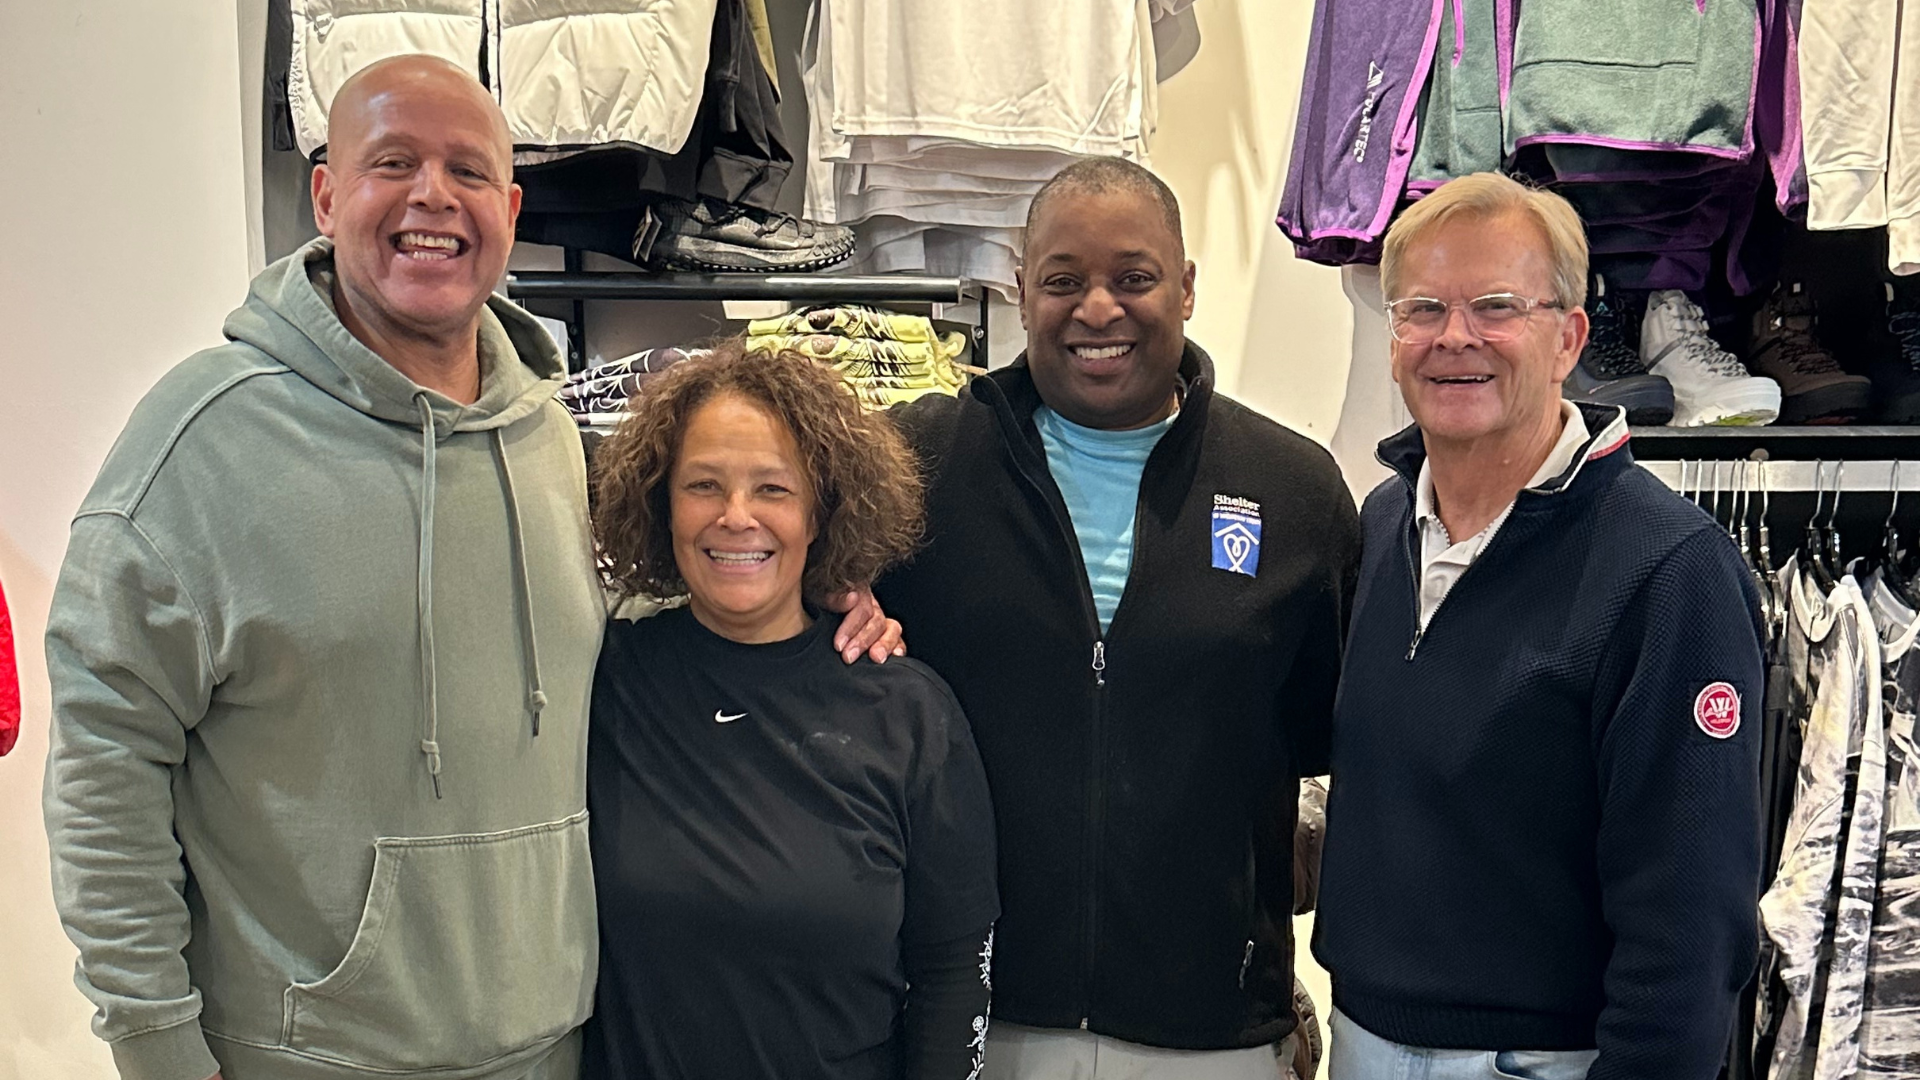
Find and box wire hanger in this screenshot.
[1708,460,1724,528]
[1826,460,1847,580]
[1758,453,1781,638]
[1731,460,1764,628]
[1757,456,1774,577]
[1730,459,1747,546]
[1806,460,1836,592]
[1883,462,1903,570]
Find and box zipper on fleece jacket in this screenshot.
[1072,475,1155,1027]
[988,379,1138,1031]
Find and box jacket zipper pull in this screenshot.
[1092,640,1107,688]
[1406,627,1424,661]
[1239,940,1256,987]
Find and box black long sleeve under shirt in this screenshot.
[583,607,999,1080]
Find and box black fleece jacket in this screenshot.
[1314,407,1764,1080]
[876,343,1360,1050]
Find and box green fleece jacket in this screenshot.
[43,239,605,1080]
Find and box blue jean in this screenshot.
[1327,1010,1597,1080]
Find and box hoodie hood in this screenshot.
[223,237,563,435]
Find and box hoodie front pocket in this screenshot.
[284,811,596,1071]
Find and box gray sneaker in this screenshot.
[644,198,857,273]
[1562,276,1674,425]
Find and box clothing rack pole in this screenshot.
[562,247,588,375]
[1641,459,1920,493]
[1628,427,1920,463]
[505,271,987,368]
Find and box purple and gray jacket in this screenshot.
[1278,0,1784,265]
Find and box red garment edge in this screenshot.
[0,578,19,756]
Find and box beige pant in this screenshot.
[984,1021,1294,1080]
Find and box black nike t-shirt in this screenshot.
[583,607,1000,1080]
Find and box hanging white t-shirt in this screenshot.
[819,0,1155,155]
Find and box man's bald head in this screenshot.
[311,53,523,369]
[326,55,511,170]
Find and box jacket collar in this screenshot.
[971,340,1217,447]
[1377,401,1632,496]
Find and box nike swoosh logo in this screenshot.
[714,710,746,724]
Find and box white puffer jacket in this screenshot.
[288,0,719,158]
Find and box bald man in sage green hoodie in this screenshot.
[41,56,607,1080]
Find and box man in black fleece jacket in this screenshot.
[876,159,1360,1079]
[1314,172,1764,1080]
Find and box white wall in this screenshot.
[0,0,255,1075]
[1154,0,1353,441]
[0,1,1373,1073]
[1152,0,1401,494]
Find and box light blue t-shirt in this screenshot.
[1035,406,1177,633]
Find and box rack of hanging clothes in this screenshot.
[1636,445,1920,1079]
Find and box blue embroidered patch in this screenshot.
[1211,495,1262,577]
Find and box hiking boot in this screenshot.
[1747,281,1872,424]
[1874,282,1920,423]
[1562,276,1673,424]
[644,198,857,272]
[1642,290,1781,426]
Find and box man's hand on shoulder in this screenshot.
[827,588,906,664]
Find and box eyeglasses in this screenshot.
[1385,293,1565,344]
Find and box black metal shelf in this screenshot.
[505,264,990,374]
[504,270,980,304]
[1630,425,1920,461]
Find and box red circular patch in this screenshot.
[1695,682,1741,739]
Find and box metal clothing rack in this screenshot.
[1629,426,1920,568]
[1630,426,1920,469]
[505,253,990,374]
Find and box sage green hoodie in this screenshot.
[44,239,604,1080]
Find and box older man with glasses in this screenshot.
[1311,172,1766,1080]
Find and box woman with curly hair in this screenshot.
[582,340,1000,1080]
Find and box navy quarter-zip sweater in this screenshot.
[1313,406,1764,1080]
[876,343,1361,1049]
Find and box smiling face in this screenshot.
[669,393,818,644]
[1389,210,1585,449]
[1018,187,1196,430]
[312,57,520,349]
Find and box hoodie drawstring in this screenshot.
[492,429,550,737]
[1452,0,1466,65]
[414,395,444,799]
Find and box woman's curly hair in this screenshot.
[591,337,926,602]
